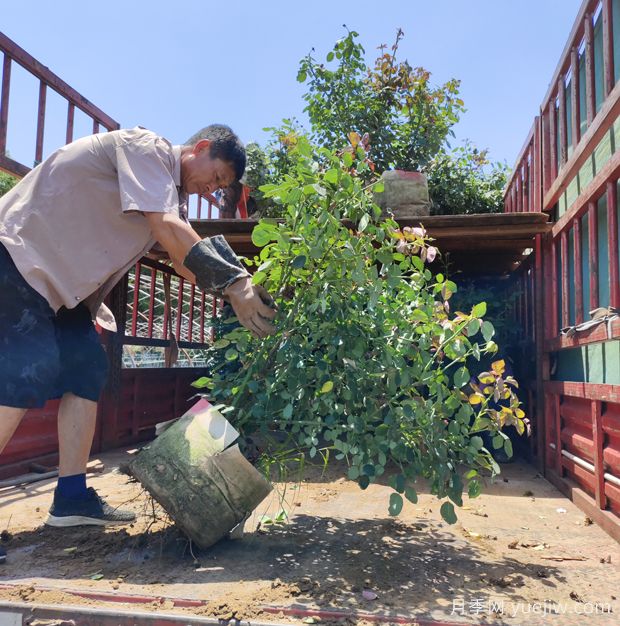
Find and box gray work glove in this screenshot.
[210,234,247,270]
[183,237,277,338]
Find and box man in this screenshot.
[0,124,276,562]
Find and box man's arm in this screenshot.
[143,212,276,337]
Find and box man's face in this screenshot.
[181,139,236,196]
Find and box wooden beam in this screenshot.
[0,55,10,156]
[524,156,531,212]
[549,99,558,185]
[561,230,570,329]
[427,238,534,251]
[534,235,546,471]
[551,238,560,338]
[585,12,596,124]
[0,153,29,178]
[571,47,582,147]
[558,78,568,168]
[607,180,620,308]
[574,217,584,324]
[546,316,620,351]
[588,200,600,310]
[533,116,542,211]
[542,107,552,195]
[546,380,620,403]
[34,81,46,166]
[603,0,615,98]
[555,394,563,475]
[543,235,555,340]
[592,400,606,509]
[65,101,74,144]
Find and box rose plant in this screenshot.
[195,139,527,523]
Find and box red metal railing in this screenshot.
[504,0,620,539]
[0,31,120,174]
[123,258,219,360]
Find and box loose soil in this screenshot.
[0,448,618,625]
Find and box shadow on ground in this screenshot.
[1,512,565,613]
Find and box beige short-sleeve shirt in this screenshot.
[0,127,187,331]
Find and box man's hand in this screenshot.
[223,277,277,338]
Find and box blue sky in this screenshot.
[3,1,582,170]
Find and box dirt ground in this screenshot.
[0,448,618,626]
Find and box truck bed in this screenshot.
[0,448,618,625]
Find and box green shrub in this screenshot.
[0,171,17,197]
[196,141,527,522]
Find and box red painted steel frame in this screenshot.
[504,0,620,539]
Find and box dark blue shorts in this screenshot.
[0,244,109,408]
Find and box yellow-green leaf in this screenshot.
[321,381,334,394]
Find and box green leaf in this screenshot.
[324,168,339,185]
[503,438,514,458]
[469,436,484,451]
[404,486,418,504]
[320,381,334,394]
[358,213,370,232]
[466,318,480,336]
[468,480,481,499]
[348,466,360,480]
[395,473,405,493]
[326,51,335,62]
[213,339,230,349]
[373,180,385,193]
[492,434,503,449]
[388,493,404,516]
[362,464,375,476]
[252,271,267,285]
[282,404,293,419]
[343,152,353,168]
[225,349,238,361]
[251,222,278,247]
[440,501,457,524]
[481,321,495,341]
[358,475,370,490]
[297,70,307,83]
[191,377,211,389]
[453,367,470,388]
[292,255,307,269]
[472,302,487,318]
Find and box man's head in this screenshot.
[181,124,246,196]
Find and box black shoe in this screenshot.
[0,545,5,563]
[46,487,136,527]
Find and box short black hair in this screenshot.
[185,124,246,180]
